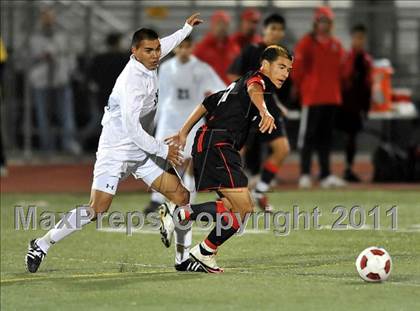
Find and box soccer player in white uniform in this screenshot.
[144,36,225,271]
[25,14,204,273]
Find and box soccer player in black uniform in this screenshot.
[228,14,290,212]
[162,45,293,272]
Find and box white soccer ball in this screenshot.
[355,246,392,282]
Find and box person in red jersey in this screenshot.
[292,6,347,189]
[337,24,373,182]
[230,8,262,49]
[193,10,240,84]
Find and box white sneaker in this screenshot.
[189,244,224,273]
[298,175,312,189]
[320,175,347,189]
[159,202,176,248]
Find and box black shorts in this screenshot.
[192,143,248,192]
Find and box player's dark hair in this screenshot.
[351,24,367,34]
[263,13,286,28]
[260,45,293,63]
[131,28,159,48]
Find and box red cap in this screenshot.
[211,10,231,25]
[241,8,261,22]
[314,6,334,21]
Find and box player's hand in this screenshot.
[186,13,203,27]
[258,109,276,134]
[164,132,187,151]
[167,144,184,167]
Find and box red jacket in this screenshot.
[292,33,346,106]
[230,31,262,49]
[193,33,240,84]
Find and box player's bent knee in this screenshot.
[167,190,189,206]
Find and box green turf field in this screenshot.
[1,190,419,310]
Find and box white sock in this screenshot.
[151,191,165,204]
[255,180,270,193]
[174,226,192,265]
[36,206,92,253]
[183,173,196,204]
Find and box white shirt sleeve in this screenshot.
[121,79,169,159]
[159,23,193,60]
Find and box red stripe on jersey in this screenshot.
[197,125,208,153]
[217,147,235,188]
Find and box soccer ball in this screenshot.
[355,246,392,282]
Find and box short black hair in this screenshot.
[106,32,122,47]
[260,45,293,63]
[131,28,159,48]
[351,24,367,34]
[263,13,286,28]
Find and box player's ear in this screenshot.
[261,59,270,71]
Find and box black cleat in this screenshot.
[25,239,46,273]
[175,258,207,273]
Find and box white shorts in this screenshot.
[91,152,166,195]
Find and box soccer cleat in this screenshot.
[25,239,46,273]
[159,202,176,248]
[175,258,207,273]
[252,190,274,213]
[320,175,347,189]
[189,244,224,274]
[298,174,312,189]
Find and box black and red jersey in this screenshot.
[193,70,278,153]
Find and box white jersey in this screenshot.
[155,56,225,157]
[97,23,193,162]
[157,55,225,126]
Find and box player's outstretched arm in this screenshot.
[165,104,207,149]
[247,83,277,134]
[159,13,203,60]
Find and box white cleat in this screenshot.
[159,202,176,248]
[320,175,347,189]
[298,174,312,189]
[189,244,224,274]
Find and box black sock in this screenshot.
[201,209,240,253]
[178,201,228,222]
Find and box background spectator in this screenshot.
[230,8,262,49]
[29,7,81,154]
[293,6,347,189]
[0,36,7,176]
[89,33,129,110]
[337,24,373,182]
[193,10,240,84]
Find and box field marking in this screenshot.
[1,270,177,284]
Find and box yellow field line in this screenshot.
[1,270,176,284]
